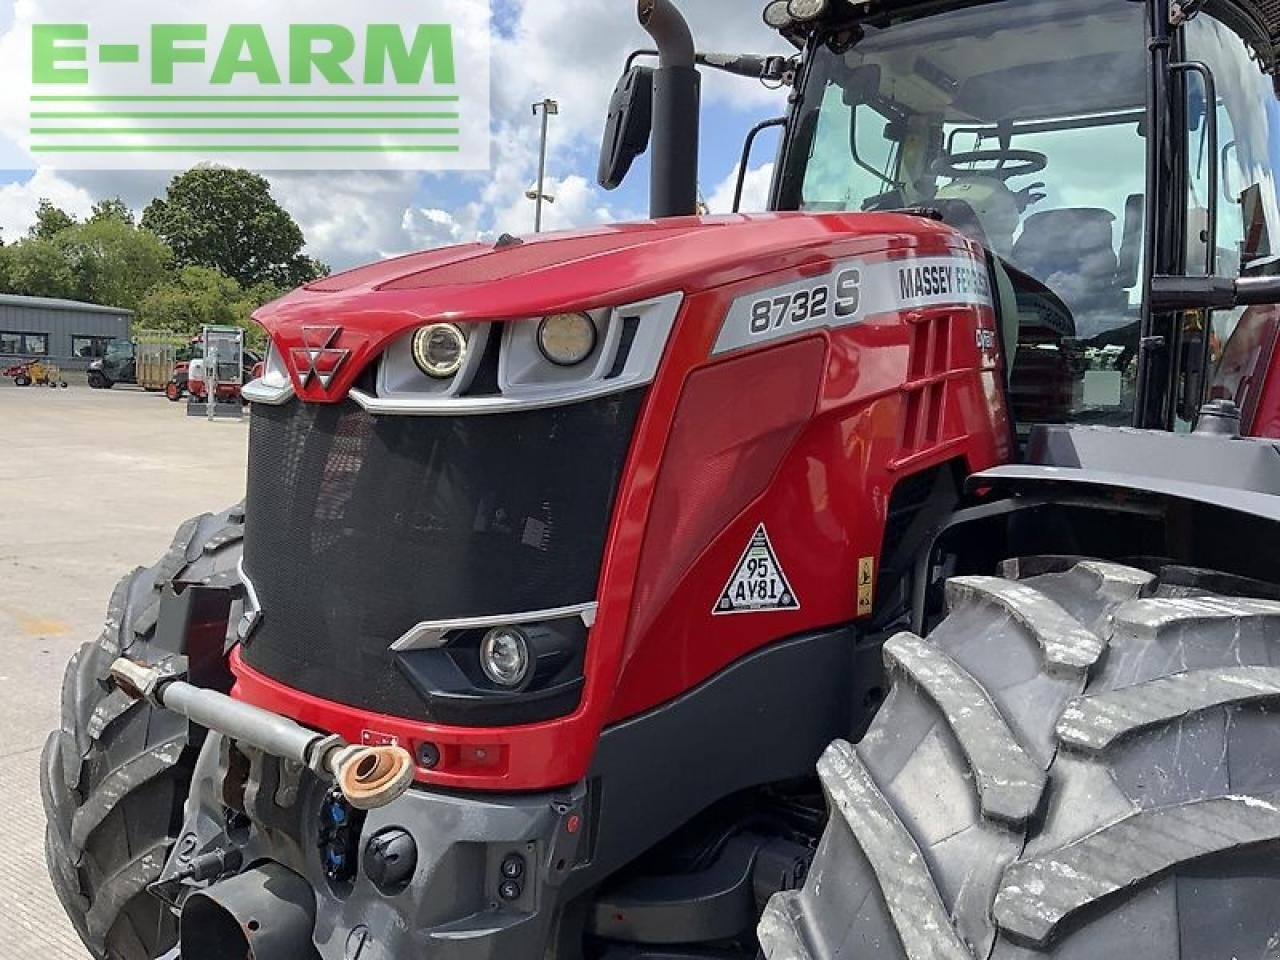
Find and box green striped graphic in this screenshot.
[30,95,460,102]
[31,127,461,135]
[30,144,463,152]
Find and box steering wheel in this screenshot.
[932,148,1049,181]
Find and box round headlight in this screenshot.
[411,323,467,379]
[763,0,793,28]
[536,313,598,367]
[786,0,828,21]
[479,627,532,689]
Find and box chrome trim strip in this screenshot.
[353,380,640,416]
[241,377,295,405]
[390,602,598,652]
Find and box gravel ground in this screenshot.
[0,379,248,959]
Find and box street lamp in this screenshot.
[530,98,559,233]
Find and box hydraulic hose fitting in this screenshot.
[109,656,416,809]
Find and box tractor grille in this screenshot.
[240,393,642,720]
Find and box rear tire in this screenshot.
[87,372,107,389]
[761,558,1280,959]
[41,508,245,960]
[15,374,30,386]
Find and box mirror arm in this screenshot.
[734,117,787,212]
[627,47,793,82]
[1151,274,1280,310]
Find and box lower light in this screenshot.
[480,627,532,689]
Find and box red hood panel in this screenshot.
[257,211,970,402]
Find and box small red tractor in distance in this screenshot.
[165,340,264,402]
[42,0,1280,958]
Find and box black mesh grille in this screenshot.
[241,392,643,720]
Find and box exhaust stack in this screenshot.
[638,0,701,218]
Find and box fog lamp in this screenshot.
[786,0,828,21]
[480,627,532,689]
[411,323,467,378]
[537,313,597,367]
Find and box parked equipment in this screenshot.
[86,331,183,390]
[166,337,262,403]
[185,326,247,419]
[41,1,1280,959]
[4,358,67,388]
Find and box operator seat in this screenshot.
[1012,208,1126,315]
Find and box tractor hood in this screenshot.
[254,210,964,401]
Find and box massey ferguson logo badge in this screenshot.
[291,326,349,390]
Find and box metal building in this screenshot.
[0,294,132,372]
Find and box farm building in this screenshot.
[0,294,132,372]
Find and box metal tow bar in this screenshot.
[110,657,415,810]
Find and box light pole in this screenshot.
[530,98,559,232]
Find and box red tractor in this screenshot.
[165,339,264,402]
[42,1,1280,958]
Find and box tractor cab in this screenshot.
[770,0,1280,433]
[777,0,1153,428]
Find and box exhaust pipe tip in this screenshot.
[180,864,318,960]
[637,0,695,67]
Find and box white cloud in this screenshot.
[0,168,95,241]
[707,160,775,214]
[269,171,423,266]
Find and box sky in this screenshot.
[0,0,791,271]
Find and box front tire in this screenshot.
[41,508,244,960]
[761,558,1280,959]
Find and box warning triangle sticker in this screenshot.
[713,523,800,615]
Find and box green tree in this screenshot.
[55,218,172,310]
[141,166,328,288]
[87,197,135,226]
[29,198,77,240]
[136,266,274,349]
[0,239,77,298]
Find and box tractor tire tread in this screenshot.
[761,558,1280,959]
[40,507,244,960]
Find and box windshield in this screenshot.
[104,339,133,359]
[779,0,1149,426]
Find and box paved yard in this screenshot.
[0,380,248,959]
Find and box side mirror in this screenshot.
[598,66,654,190]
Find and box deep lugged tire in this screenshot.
[761,558,1280,959]
[41,507,245,960]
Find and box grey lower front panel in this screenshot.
[167,734,588,960]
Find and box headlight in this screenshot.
[479,627,532,689]
[536,313,597,367]
[411,323,467,379]
[763,0,793,28]
[786,0,828,21]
